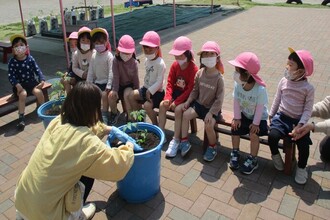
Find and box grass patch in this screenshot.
[0,1,328,41]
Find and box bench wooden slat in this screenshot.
[0,82,52,117]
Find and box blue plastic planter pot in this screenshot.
[37,99,63,129]
[107,122,165,203]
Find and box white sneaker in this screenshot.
[80,203,96,220]
[165,139,180,158]
[271,154,284,171]
[295,167,308,185]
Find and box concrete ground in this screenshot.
[1,5,330,220]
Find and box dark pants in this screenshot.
[320,136,330,162]
[268,129,310,168]
[80,176,95,204]
[321,0,330,5]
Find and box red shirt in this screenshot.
[164,61,198,105]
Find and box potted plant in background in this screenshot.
[37,71,66,128]
[107,110,165,203]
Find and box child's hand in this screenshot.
[169,102,176,111]
[268,115,273,124]
[249,123,260,134]
[182,101,190,111]
[82,71,87,79]
[36,81,44,89]
[231,119,241,131]
[109,91,118,99]
[16,83,23,94]
[163,100,170,107]
[204,112,213,124]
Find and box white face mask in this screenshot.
[145,53,156,60]
[232,71,249,88]
[120,52,133,62]
[70,47,77,53]
[232,71,242,84]
[201,57,217,68]
[80,43,90,51]
[14,46,27,56]
[284,69,305,81]
[177,57,187,66]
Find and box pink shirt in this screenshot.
[269,77,314,125]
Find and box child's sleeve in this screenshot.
[253,86,268,125]
[106,53,114,90]
[209,76,225,116]
[148,60,166,95]
[312,96,330,119]
[86,56,94,83]
[164,63,176,101]
[112,58,119,92]
[299,86,315,125]
[30,56,45,82]
[132,60,140,90]
[269,78,283,117]
[8,59,18,86]
[174,64,199,106]
[187,69,201,103]
[72,52,84,78]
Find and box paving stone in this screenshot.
[278,194,299,218]
[180,168,200,187]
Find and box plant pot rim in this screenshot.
[37,99,64,118]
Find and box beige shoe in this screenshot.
[80,203,96,220]
[271,154,284,171]
[295,167,308,185]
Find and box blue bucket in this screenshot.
[107,122,164,203]
[37,99,63,128]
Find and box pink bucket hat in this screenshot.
[78,26,91,36]
[197,41,220,55]
[288,47,314,76]
[140,31,160,47]
[228,52,266,87]
[169,36,192,56]
[118,35,135,53]
[66,31,78,42]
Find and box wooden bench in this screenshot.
[160,108,295,175]
[0,82,52,117]
[203,110,296,175]
[0,41,12,64]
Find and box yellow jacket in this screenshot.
[15,116,134,219]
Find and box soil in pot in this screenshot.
[44,105,61,116]
[111,131,160,152]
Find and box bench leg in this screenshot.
[190,118,197,133]
[283,138,296,175]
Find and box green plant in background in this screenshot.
[49,71,66,101]
[124,109,148,145]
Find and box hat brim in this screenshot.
[118,47,135,54]
[228,60,266,87]
[197,49,218,56]
[228,59,245,70]
[10,34,26,43]
[169,49,185,56]
[90,28,107,38]
[139,41,158,48]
